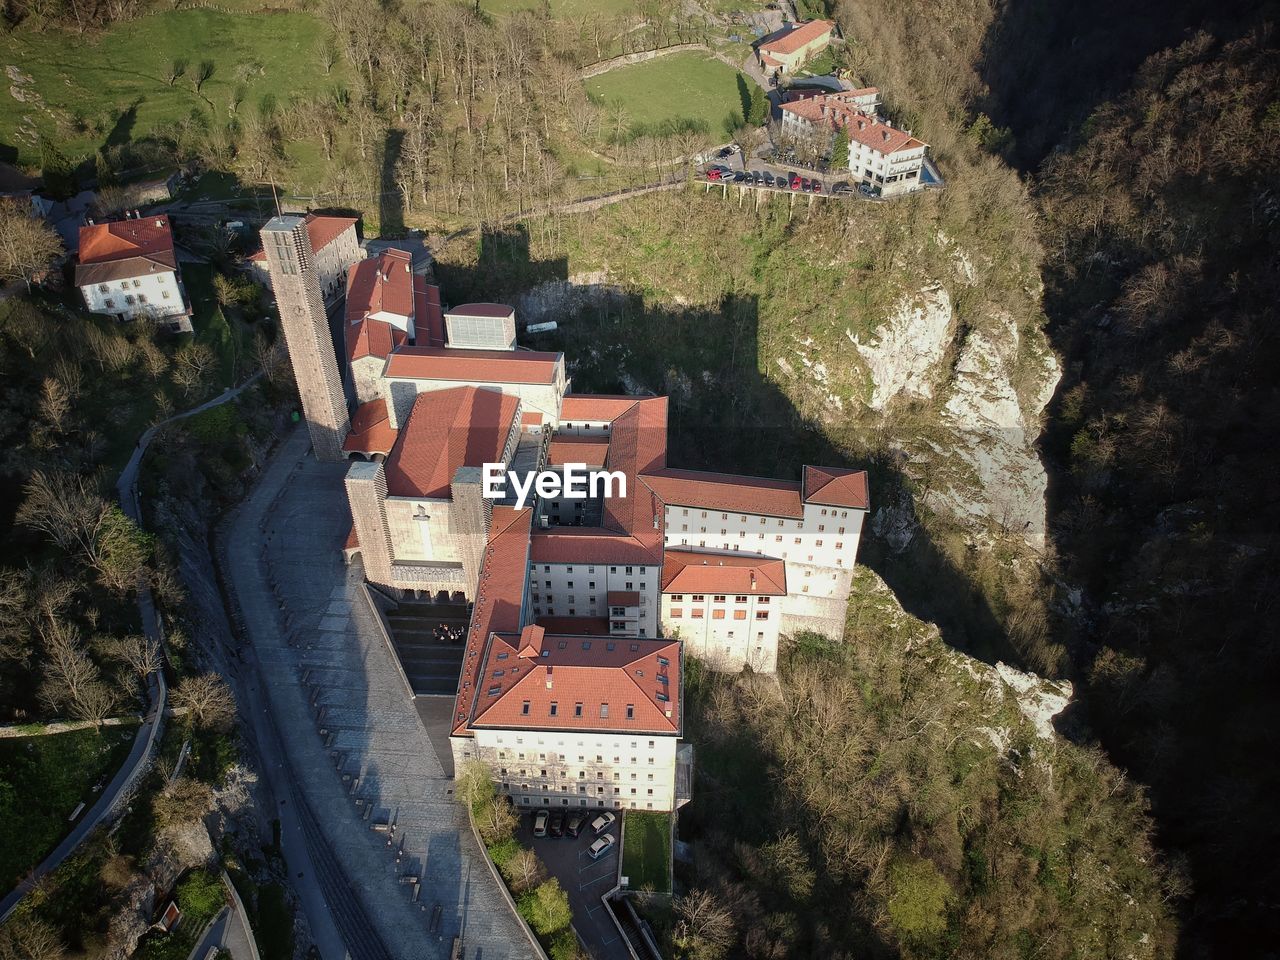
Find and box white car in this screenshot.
[589,811,616,835]
[588,834,616,860]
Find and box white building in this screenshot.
[75,214,191,331]
[458,624,687,812]
[779,91,929,197]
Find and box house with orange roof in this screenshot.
[75,213,192,331]
[756,19,836,76]
[779,90,929,196]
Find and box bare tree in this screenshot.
[0,915,66,960]
[172,673,237,732]
[503,847,546,895]
[16,469,111,567]
[0,199,63,292]
[113,633,161,681]
[153,776,214,828]
[193,60,215,94]
[475,796,518,846]
[673,889,736,958]
[38,619,117,722]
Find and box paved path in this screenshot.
[0,668,165,924]
[222,427,536,960]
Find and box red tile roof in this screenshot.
[547,435,610,467]
[642,467,804,518]
[383,387,519,499]
[384,347,562,385]
[530,527,663,565]
[781,96,927,155]
[661,551,787,595]
[470,630,680,735]
[607,590,640,607]
[447,302,515,319]
[521,411,544,427]
[453,507,533,735]
[560,395,641,423]
[347,250,413,321]
[803,465,870,509]
[759,19,834,56]
[343,398,398,456]
[535,616,611,636]
[415,278,445,347]
[79,215,175,265]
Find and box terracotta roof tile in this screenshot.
[383,387,519,498]
[560,395,642,423]
[76,215,177,285]
[343,398,398,456]
[447,302,515,319]
[781,96,927,155]
[759,19,834,56]
[415,278,445,347]
[385,346,562,385]
[661,550,787,595]
[803,465,870,510]
[453,507,533,736]
[547,435,610,467]
[642,467,804,518]
[471,631,680,735]
[535,616,611,635]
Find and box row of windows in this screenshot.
[98,279,147,292]
[494,738,659,749]
[669,539,846,565]
[541,580,635,590]
[519,701,659,721]
[677,528,845,541]
[533,564,646,575]
[509,784,657,797]
[501,768,657,781]
[516,797,658,810]
[673,509,851,522]
[670,609,769,620]
[669,594,769,604]
[103,290,171,309]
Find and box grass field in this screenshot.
[585,52,747,140]
[0,724,138,885]
[622,811,670,893]
[0,10,346,170]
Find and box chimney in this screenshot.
[404,262,410,273]
[750,571,757,591]
[546,665,553,690]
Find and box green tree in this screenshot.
[886,856,951,943]
[830,127,851,169]
[747,84,768,127]
[38,135,76,200]
[518,879,572,937]
[94,506,154,595]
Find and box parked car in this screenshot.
[549,811,565,837]
[763,172,775,186]
[789,176,801,190]
[588,834,617,860]
[533,809,549,837]
[717,146,733,159]
[567,812,586,838]
[706,167,722,181]
[590,811,617,835]
[809,180,822,193]
[733,171,748,183]
[858,182,875,197]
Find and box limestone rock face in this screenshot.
[851,286,953,410]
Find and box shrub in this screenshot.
[517,879,572,937]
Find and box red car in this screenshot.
[707,168,722,182]
[790,176,801,190]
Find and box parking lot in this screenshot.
[516,810,631,960]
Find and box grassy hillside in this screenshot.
[0,10,346,172]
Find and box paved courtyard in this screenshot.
[226,427,536,960]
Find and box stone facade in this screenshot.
[261,215,352,462]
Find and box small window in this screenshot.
[626,705,635,719]
[600,703,609,718]
[574,703,583,716]
[521,701,530,715]
[550,702,558,716]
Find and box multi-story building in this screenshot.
[75,214,191,331]
[262,218,869,811]
[756,19,836,77]
[779,91,929,197]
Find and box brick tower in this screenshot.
[261,215,349,461]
